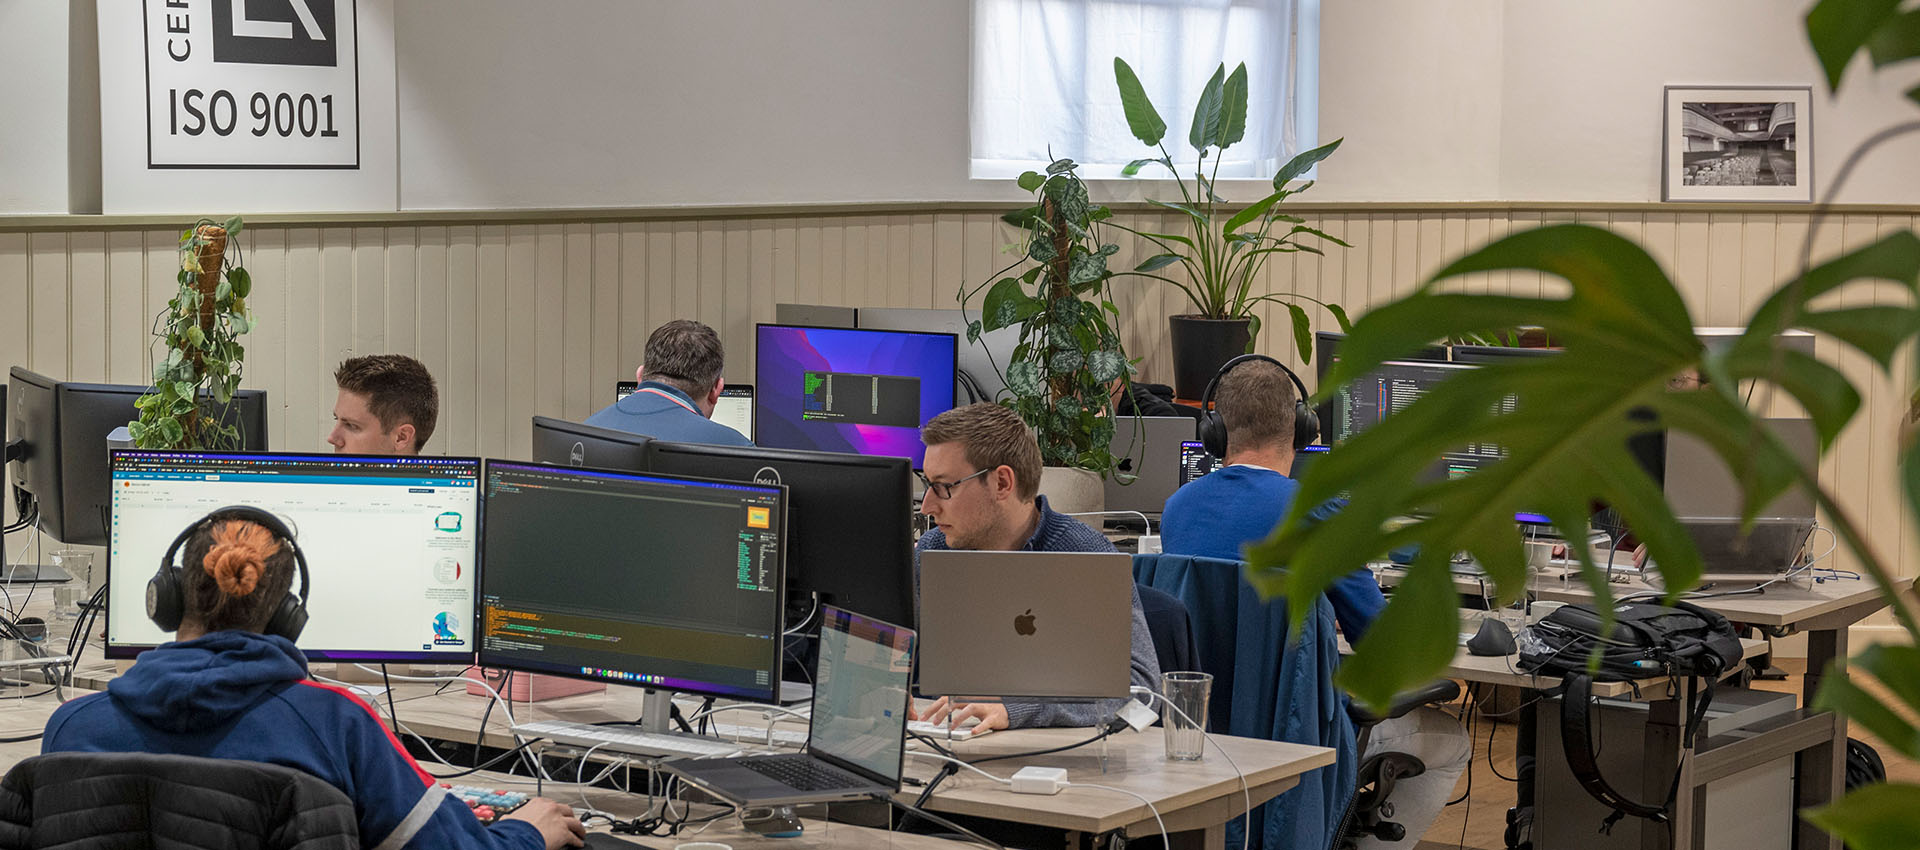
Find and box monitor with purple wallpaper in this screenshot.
[754,324,957,469]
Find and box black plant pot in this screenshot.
[1169,315,1254,400]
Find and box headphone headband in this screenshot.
[1196,354,1320,457]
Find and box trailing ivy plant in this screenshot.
[1244,2,1920,848]
[960,159,1135,475]
[129,217,256,450]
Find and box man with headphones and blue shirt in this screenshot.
[1159,355,1468,850]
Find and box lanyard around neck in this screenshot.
[636,386,697,414]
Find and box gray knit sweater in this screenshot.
[913,496,1161,729]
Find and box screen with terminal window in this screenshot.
[754,324,956,468]
[478,461,787,702]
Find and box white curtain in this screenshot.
[970,0,1316,181]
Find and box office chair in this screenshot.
[1328,680,1463,850]
[0,751,360,849]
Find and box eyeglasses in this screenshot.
[916,467,991,501]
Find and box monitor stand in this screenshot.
[640,688,676,734]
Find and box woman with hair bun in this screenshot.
[41,511,584,849]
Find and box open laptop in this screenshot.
[1104,416,1200,517]
[1659,418,1817,579]
[615,381,755,441]
[916,550,1133,701]
[664,606,914,806]
[1177,440,1218,487]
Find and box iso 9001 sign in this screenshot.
[144,0,360,169]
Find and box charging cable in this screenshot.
[1131,685,1251,850]
[1064,510,1153,536]
[905,750,1169,844]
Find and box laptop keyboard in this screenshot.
[739,756,860,792]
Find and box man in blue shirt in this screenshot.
[912,403,1160,732]
[1160,359,1467,850]
[584,320,753,446]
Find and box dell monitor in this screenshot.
[8,367,268,545]
[478,460,788,704]
[106,451,481,662]
[754,324,957,469]
[1449,344,1560,364]
[644,440,914,628]
[531,416,650,471]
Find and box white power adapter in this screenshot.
[1137,534,1162,554]
[1009,766,1069,795]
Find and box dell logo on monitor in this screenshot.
[568,442,586,467]
[753,467,783,487]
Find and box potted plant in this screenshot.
[1112,58,1353,399]
[128,217,257,450]
[960,159,1133,512]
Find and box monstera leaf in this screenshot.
[1245,224,1920,708]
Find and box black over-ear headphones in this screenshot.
[1197,354,1320,458]
[148,506,311,641]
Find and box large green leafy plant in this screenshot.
[1112,57,1352,358]
[962,160,1132,474]
[130,218,256,450]
[1245,2,1920,847]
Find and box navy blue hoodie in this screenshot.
[43,631,542,850]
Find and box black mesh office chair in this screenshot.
[1329,680,1462,850]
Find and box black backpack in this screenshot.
[1517,600,1744,831]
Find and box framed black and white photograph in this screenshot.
[1663,86,1812,202]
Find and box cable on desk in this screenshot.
[1069,782,1169,847]
[964,722,1117,765]
[882,795,1005,850]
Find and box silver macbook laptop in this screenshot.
[1661,418,1817,577]
[664,606,913,806]
[1104,416,1200,515]
[916,550,1133,701]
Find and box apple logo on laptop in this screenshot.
[1014,609,1036,636]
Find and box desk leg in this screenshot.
[1507,696,1536,850]
[1795,628,1847,850]
[1641,686,1695,850]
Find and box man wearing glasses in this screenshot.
[909,403,1160,732]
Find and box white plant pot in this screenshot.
[1038,466,1106,515]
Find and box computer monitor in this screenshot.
[754,324,957,469]
[478,460,788,702]
[616,381,638,400]
[1449,344,1560,364]
[106,451,481,662]
[857,307,1019,404]
[7,367,268,545]
[1177,440,1217,487]
[644,440,914,627]
[530,416,650,471]
[1312,333,1447,447]
[711,384,755,442]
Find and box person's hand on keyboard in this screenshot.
[502,797,586,849]
[914,697,1010,734]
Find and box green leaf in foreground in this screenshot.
[1803,782,1920,850]
[1244,224,1920,708]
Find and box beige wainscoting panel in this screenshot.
[2,205,1916,637]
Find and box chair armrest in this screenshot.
[1346,680,1461,726]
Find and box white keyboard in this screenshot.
[907,719,992,741]
[708,722,810,747]
[511,719,742,759]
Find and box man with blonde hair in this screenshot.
[912,403,1159,732]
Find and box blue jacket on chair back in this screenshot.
[1132,552,1357,850]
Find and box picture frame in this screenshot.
[1662,85,1813,203]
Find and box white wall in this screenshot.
[3,0,1918,211]
[0,3,74,214]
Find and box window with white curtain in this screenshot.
[970,0,1319,181]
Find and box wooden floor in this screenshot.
[1410,659,1920,850]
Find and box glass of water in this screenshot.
[1160,671,1213,761]
[49,550,93,621]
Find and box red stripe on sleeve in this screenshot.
[297,680,436,787]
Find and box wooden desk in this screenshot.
[1373,565,1887,850]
